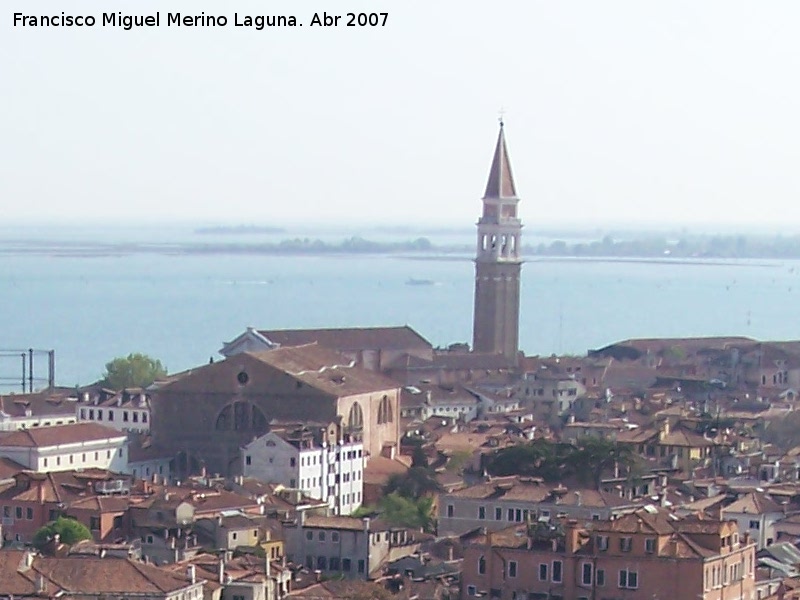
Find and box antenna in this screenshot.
[498,106,506,127]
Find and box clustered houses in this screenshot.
[11,127,800,600]
[241,423,364,515]
[461,507,756,600]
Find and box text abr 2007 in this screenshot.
[346,13,388,26]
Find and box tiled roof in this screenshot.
[159,344,399,398]
[33,556,193,593]
[0,390,79,418]
[0,550,42,595]
[724,491,784,515]
[258,325,432,351]
[0,423,125,448]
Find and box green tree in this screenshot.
[485,439,573,482]
[384,467,442,500]
[33,517,92,550]
[101,353,167,389]
[567,436,635,490]
[379,492,436,532]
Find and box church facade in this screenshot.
[150,344,401,477]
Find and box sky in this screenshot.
[3,1,800,229]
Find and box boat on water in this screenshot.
[406,278,436,286]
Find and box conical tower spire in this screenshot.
[483,120,517,199]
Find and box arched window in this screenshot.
[348,402,364,431]
[478,555,486,575]
[215,401,268,433]
[377,395,393,425]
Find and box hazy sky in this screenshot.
[4,1,800,228]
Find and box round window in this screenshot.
[237,371,249,385]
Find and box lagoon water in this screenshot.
[1,224,799,389]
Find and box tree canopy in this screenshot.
[485,437,635,490]
[101,353,167,389]
[33,517,92,550]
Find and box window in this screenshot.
[582,563,593,585]
[317,556,327,570]
[478,506,486,520]
[749,520,760,530]
[232,532,238,541]
[467,586,477,596]
[552,560,562,583]
[90,516,100,531]
[645,537,656,553]
[89,409,94,419]
[539,563,548,581]
[142,412,147,423]
[596,569,605,587]
[597,535,609,550]
[330,557,340,570]
[108,410,114,421]
[97,410,103,420]
[447,504,454,518]
[123,411,129,422]
[319,531,326,541]
[80,409,86,419]
[619,569,638,589]
[508,560,517,578]
[43,458,48,467]
[305,555,313,568]
[94,452,99,460]
[245,456,252,466]
[26,507,33,520]
[306,531,313,540]
[620,537,632,552]
[342,558,351,571]
[290,457,296,467]
[495,507,502,520]
[357,559,365,573]
[133,412,139,423]
[478,555,486,575]
[15,507,22,519]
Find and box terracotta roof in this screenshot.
[0,390,79,418]
[724,492,784,515]
[0,550,42,595]
[0,456,26,481]
[447,477,636,509]
[32,556,193,593]
[158,344,399,398]
[483,122,517,199]
[257,325,432,351]
[0,423,125,448]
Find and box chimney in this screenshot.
[565,520,581,554]
[266,554,271,579]
[187,564,196,584]
[362,517,370,533]
[35,572,45,594]
[218,556,225,584]
[25,550,35,568]
[37,481,45,504]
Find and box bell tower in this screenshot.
[472,120,522,358]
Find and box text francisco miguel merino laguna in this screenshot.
[13,12,304,30]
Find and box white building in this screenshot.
[242,426,364,515]
[0,422,128,473]
[76,389,151,433]
[0,391,78,431]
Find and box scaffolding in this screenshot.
[0,349,55,393]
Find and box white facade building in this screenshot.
[76,390,151,433]
[242,428,364,515]
[0,392,78,431]
[0,423,128,473]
